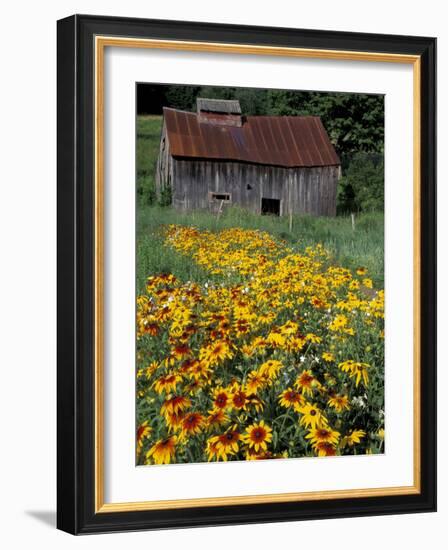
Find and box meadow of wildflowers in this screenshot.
[136,221,385,465]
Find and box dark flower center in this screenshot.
[233,393,245,406]
[216,395,227,406]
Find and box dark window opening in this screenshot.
[247,183,253,190]
[211,193,231,201]
[261,198,280,216]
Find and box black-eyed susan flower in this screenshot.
[160,395,191,417]
[143,321,159,336]
[266,330,286,348]
[178,357,199,374]
[279,388,305,410]
[306,426,340,447]
[153,373,182,395]
[207,428,241,461]
[310,295,327,308]
[251,336,269,353]
[339,360,371,387]
[349,279,360,290]
[246,393,265,413]
[259,359,283,380]
[363,278,373,289]
[287,336,306,352]
[327,394,350,413]
[298,403,328,430]
[243,421,273,452]
[206,438,221,461]
[212,386,231,410]
[294,370,319,397]
[146,436,177,465]
[240,344,256,358]
[186,377,207,394]
[230,386,248,410]
[170,343,192,362]
[342,429,366,447]
[245,370,267,394]
[206,408,230,430]
[181,412,205,436]
[234,319,251,336]
[314,441,337,457]
[305,333,321,344]
[185,360,212,382]
[164,411,184,432]
[200,340,233,366]
[145,361,160,378]
[257,311,276,325]
[279,320,299,336]
[136,421,152,450]
[329,313,349,332]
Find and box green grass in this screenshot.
[136,115,163,205]
[136,205,384,294]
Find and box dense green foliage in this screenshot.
[165,85,201,112]
[338,153,384,213]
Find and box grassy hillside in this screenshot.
[136,115,163,205]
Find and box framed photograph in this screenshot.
[57,14,436,534]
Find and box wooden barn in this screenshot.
[156,98,341,216]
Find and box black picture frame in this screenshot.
[57,14,436,534]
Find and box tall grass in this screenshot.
[136,205,384,294]
[136,116,163,205]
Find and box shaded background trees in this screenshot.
[137,84,384,213]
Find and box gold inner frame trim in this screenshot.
[94,35,421,513]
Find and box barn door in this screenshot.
[261,197,280,216]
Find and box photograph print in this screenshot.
[135,83,385,466]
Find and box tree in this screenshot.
[165,85,201,111]
[337,152,384,213]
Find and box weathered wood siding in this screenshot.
[156,128,339,216]
[169,158,339,216]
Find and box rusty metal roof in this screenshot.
[163,107,340,168]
